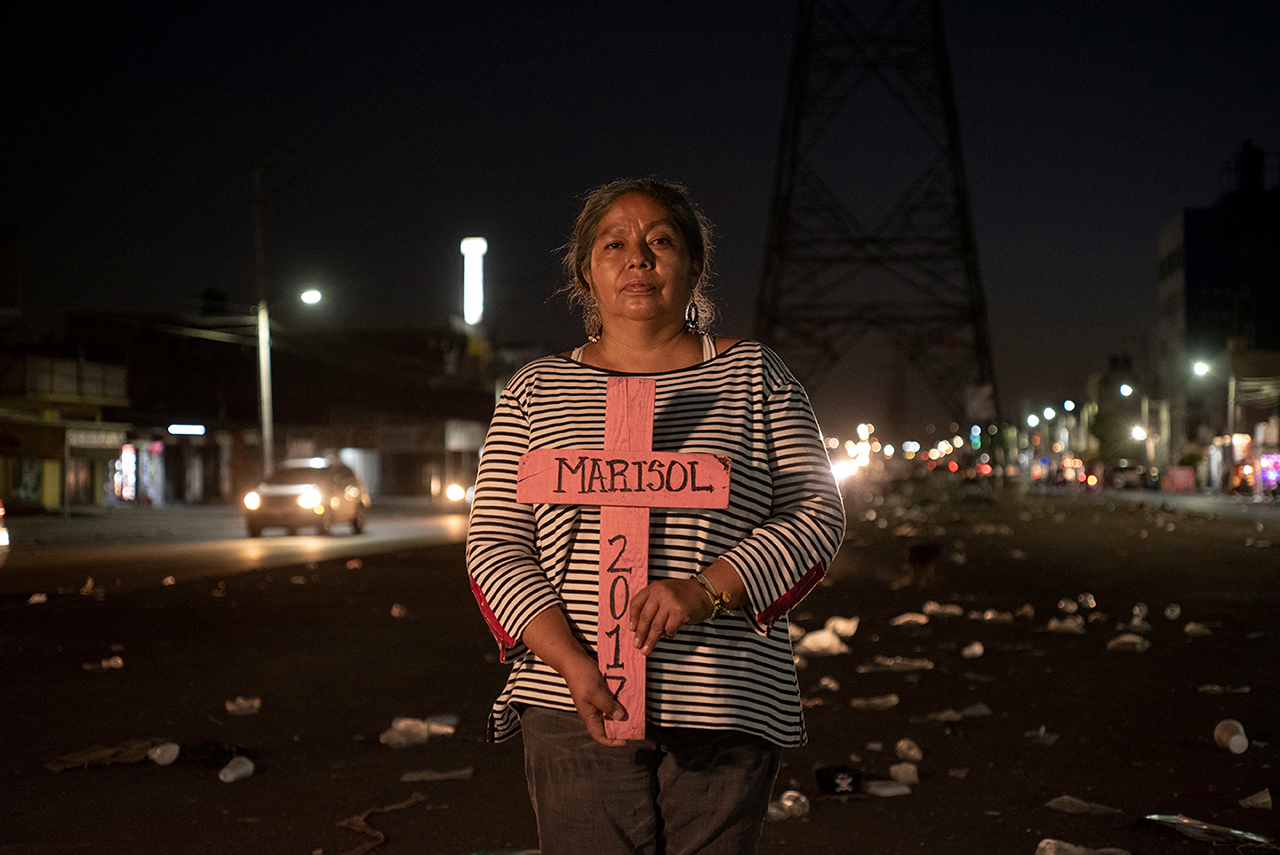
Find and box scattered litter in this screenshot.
[817,676,840,692]
[147,743,180,766]
[1213,719,1248,754]
[399,766,474,783]
[889,762,918,784]
[80,577,95,595]
[1025,726,1059,746]
[1183,621,1212,637]
[1047,615,1085,633]
[83,655,124,671]
[1058,599,1079,614]
[1198,684,1250,694]
[919,701,993,723]
[971,522,1013,536]
[948,768,969,779]
[391,604,409,619]
[787,623,807,640]
[1009,549,1026,560]
[766,789,811,821]
[1163,603,1180,620]
[1044,794,1122,815]
[218,755,255,783]
[856,655,934,673]
[1035,840,1131,855]
[1078,593,1096,609]
[1245,538,1273,548]
[225,696,262,716]
[793,628,849,656]
[1140,813,1273,844]
[1015,603,1035,618]
[379,714,458,748]
[815,765,860,794]
[862,779,911,797]
[1106,633,1150,652]
[969,609,1013,622]
[45,738,167,771]
[290,575,307,585]
[337,790,434,852]
[1239,788,1272,809]
[890,612,929,626]
[866,741,883,752]
[162,576,176,586]
[961,641,984,658]
[895,738,923,762]
[824,615,860,636]
[849,694,899,711]
[27,593,47,604]
[346,558,363,569]
[923,601,964,616]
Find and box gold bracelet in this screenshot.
[692,572,731,621]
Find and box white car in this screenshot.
[243,458,370,537]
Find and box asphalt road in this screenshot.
[1,485,1277,854]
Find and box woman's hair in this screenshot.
[559,177,716,340]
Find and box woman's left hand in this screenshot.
[628,578,711,655]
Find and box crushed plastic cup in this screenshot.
[218,755,255,783]
[778,790,810,818]
[147,742,180,766]
[895,738,923,762]
[823,615,860,637]
[889,762,919,784]
[1214,719,1248,754]
[379,714,459,748]
[961,641,984,658]
[793,628,849,656]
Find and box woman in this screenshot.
[467,178,845,854]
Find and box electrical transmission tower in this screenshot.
[756,0,1000,438]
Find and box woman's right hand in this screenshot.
[521,607,629,748]
[560,653,629,748]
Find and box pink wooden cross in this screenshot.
[516,376,731,740]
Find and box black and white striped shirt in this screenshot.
[467,339,845,746]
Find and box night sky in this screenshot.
[4,1,1278,437]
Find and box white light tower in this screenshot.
[460,237,488,326]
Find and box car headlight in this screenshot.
[244,491,261,510]
[297,488,323,510]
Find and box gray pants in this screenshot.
[519,706,783,855]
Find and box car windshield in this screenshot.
[270,468,329,485]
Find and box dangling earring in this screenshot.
[684,300,702,335]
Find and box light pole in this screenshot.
[256,290,322,480]
[1192,358,1237,494]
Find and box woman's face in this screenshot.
[585,193,697,333]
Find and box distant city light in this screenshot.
[1193,361,1210,376]
[168,424,206,436]
[460,236,488,326]
[1120,383,1134,397]
[1043,407,1055,420]
[1131,426,1147,441]
[300,289,322,304]
[1063,400,1076,412]
[1027,414,1040,428]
